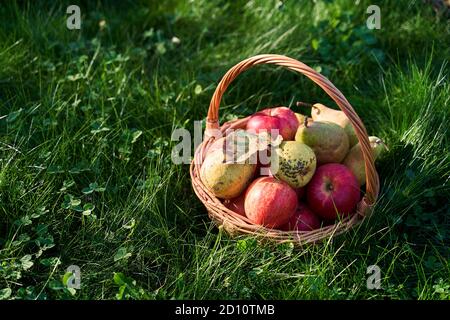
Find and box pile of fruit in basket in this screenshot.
[200,103,387,231]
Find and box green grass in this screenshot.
[0,0,449,300]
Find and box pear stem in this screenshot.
[296,101,313,108]
[379,139,389,151]
[304,116,309,128]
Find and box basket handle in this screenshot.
[205,54,379,208]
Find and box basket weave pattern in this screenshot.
[190,54,380,245]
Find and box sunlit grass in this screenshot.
[0,0,448,300]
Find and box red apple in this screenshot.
[246,106,299,140]
[306,163,361,220]
[244,177,297,228]
[270,106,299,136]
[223,194,246,216]
[280,202,321,231]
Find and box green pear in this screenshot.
[310,103,358,147]
[343,136,388,186]
[295,118,349,164]
[271,141,316,188]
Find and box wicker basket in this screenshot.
[190,54,380,245]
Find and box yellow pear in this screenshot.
[308,103,358,147]
[295,112,306,125]
[200,148,256,199]
[343,136,388,186]
[295,118,349,164]
[200,132,259,199]
[271,141,316,188]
